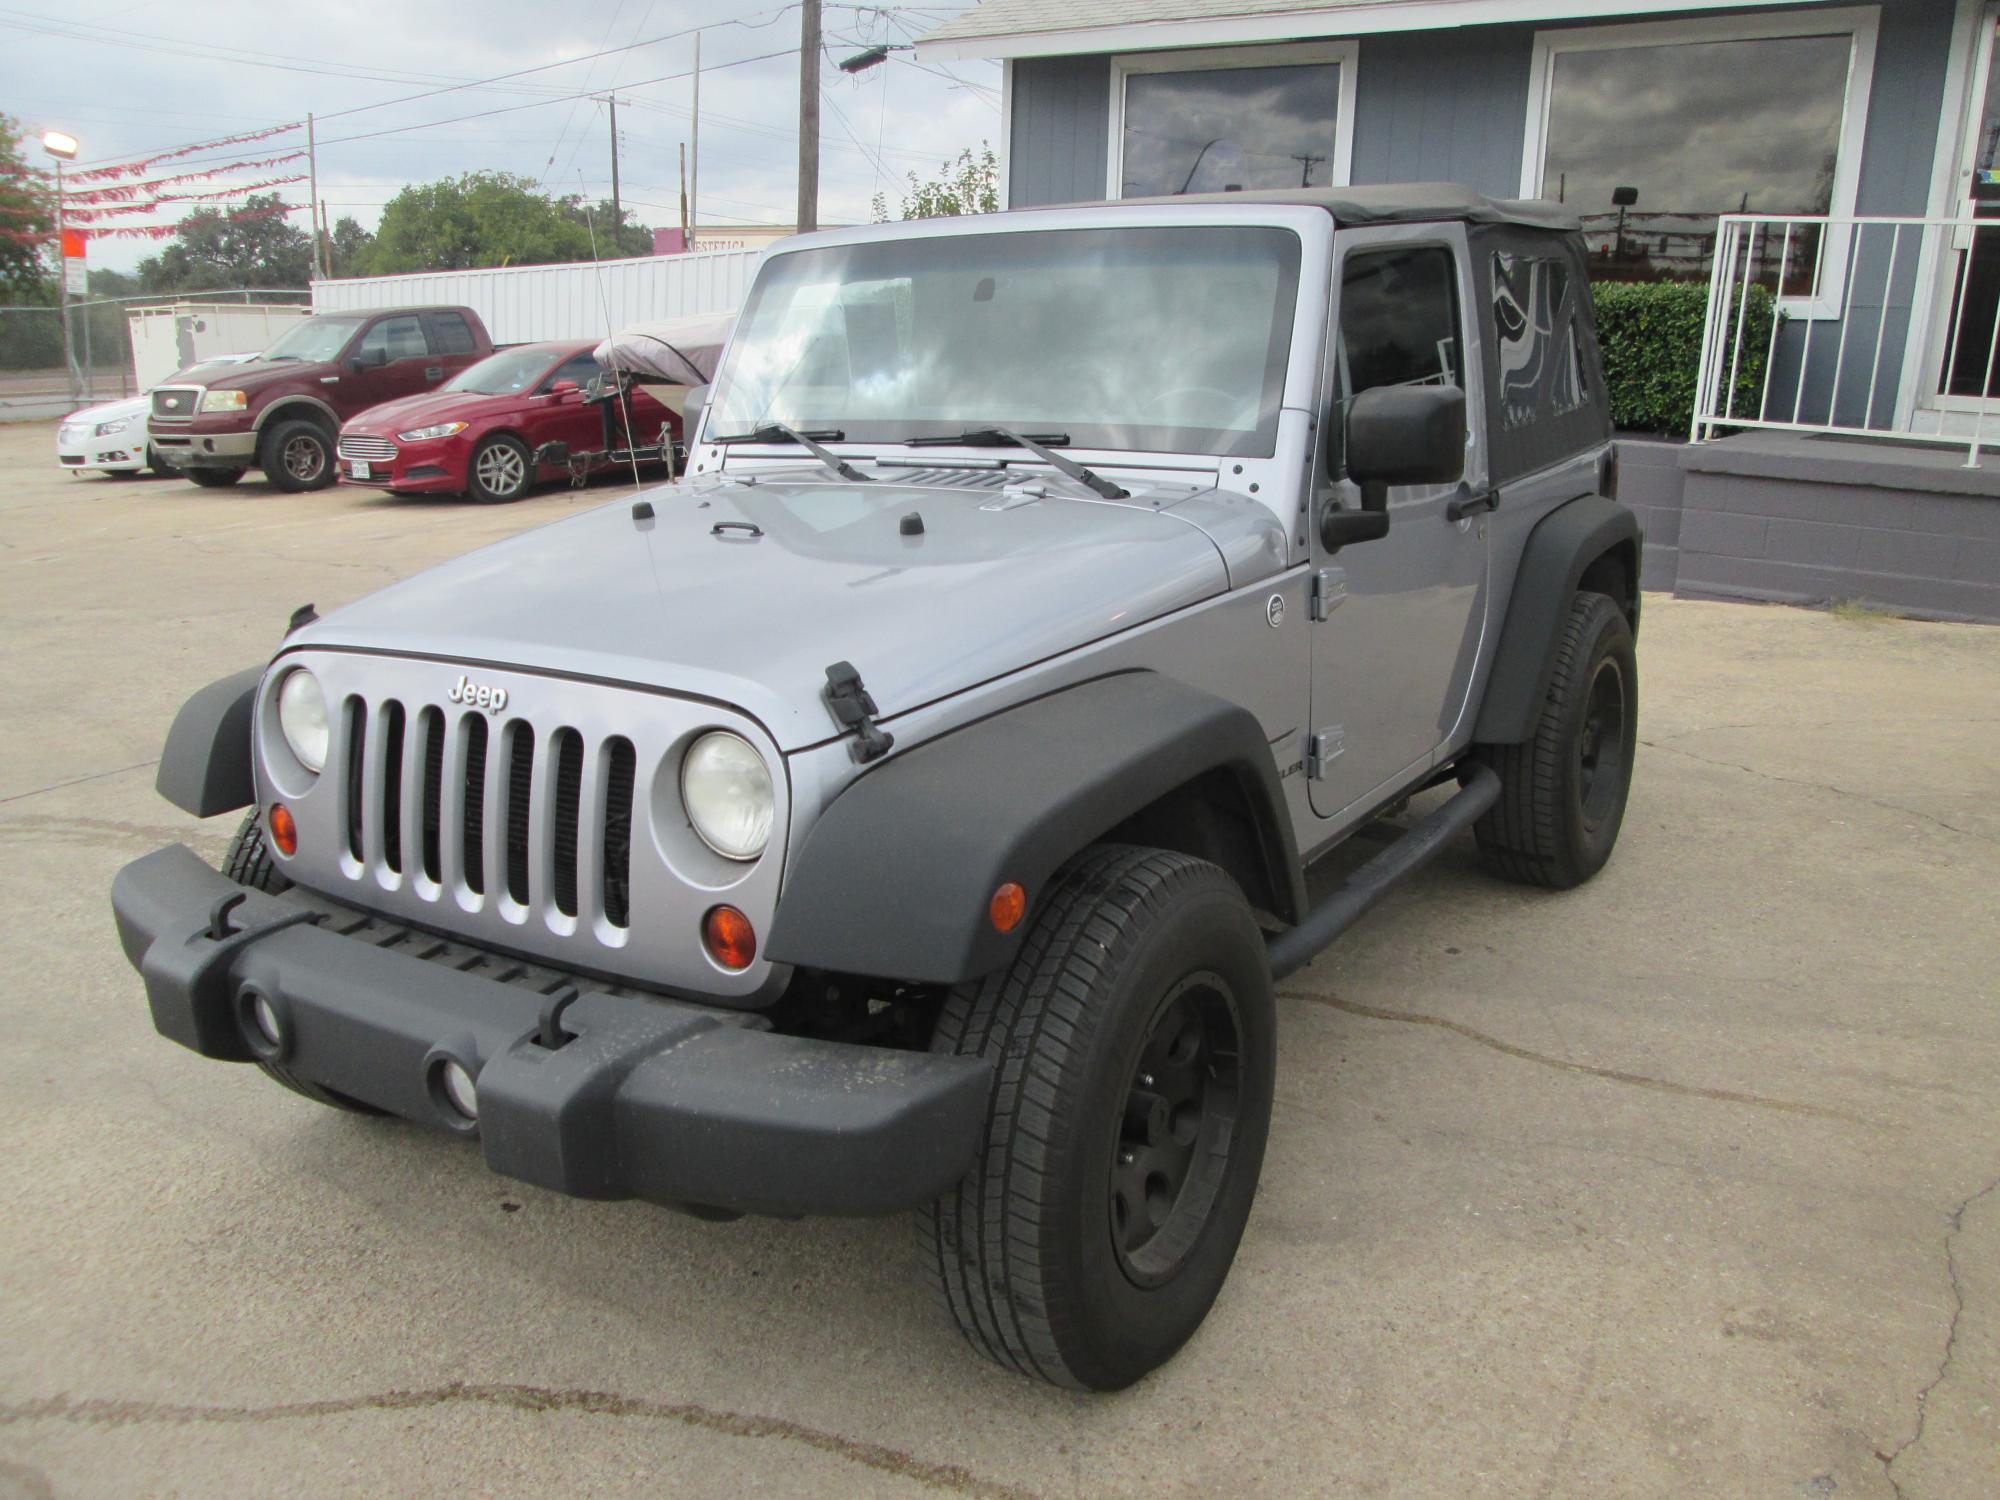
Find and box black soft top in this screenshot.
[1105,182,1580,234]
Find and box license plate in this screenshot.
[350,460,371,479]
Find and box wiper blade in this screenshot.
[903,428,1127,500]
[708,422,871,483]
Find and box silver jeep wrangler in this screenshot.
[113,185,1639,1391]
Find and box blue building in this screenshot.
[920,0,2000,620]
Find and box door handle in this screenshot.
[425,366,444,381]
[1446,487,1498,523]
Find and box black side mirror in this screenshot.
[1320,384,1466,552]
[681,383,710,444]
[349,346,389,371]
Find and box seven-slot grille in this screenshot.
[337,434,399,463]
[340,695,637,936]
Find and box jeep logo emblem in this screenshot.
[447,673,508,714]
[1266,594,1286,629]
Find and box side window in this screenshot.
[543,354,601,391]
[1332,245,1462,473]
[430,313,477,356]
[358,315,429,363]
[1491,252,1589,431]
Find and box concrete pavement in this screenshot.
[1,424,1995,1498]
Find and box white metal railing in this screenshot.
[1690,213,2000,467]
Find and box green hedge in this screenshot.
[1591,279,1773,436]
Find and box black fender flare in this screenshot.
[1474,495,1642,745]
[155,667,261,818]
[765,672,1304,986]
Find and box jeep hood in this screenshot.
[286,468,1285,751]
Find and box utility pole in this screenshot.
[689,30,701,250]
[607,95,621,231]
[798,0,820,233]
[679,143,689,249]
[306,112,322,280]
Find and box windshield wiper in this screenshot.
[709,422,872,483]
[903,428,1127,500]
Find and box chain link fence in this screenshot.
[0,289,310,422]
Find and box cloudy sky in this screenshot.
[3,0,1000,274]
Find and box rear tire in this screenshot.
[186,466,246,489]
[920,845,1275,1391]
[260,418,336,493]
[221,812,382,1115]
[467,434,533,502]
[1475,590,1637,889]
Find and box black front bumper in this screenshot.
[111,845,991,1218]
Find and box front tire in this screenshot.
[221,813,382,1115]
[921,846,1275,1390]
[260,418,336,493]
[467,434,533,502]
[1475,590,1637,889]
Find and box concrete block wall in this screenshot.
[1677,437,2000,623]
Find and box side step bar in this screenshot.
[1266,765,1501,980]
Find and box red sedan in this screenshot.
[334,340,676,502]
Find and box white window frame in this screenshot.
[1106,41,1360,202]
[1519,6,1880,319]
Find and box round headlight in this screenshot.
[681,731,773,861]
[276,668,329,773]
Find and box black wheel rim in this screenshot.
[283,434,325,482]
[1109,971,1243,1289]
[1576,656,1628,829]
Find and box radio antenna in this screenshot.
[579,170,648,495]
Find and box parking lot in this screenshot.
[0,419,1995,1499]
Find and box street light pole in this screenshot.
[43,130,81,403]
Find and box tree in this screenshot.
[871,144,1000,223]
[326,215,373,279]
[359,171,650,275]
[136,193,312,292]
[0,113,55,298]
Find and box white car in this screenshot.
[56,353,261,477]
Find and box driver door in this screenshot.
[1307,227,1492,822]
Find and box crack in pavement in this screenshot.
[1281,992,1872,1125]
[0,760,160,807]
[1875,1173,2000,1499]
[1639,739,1997,847]
[0,1383,1039,1499]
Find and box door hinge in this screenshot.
[1307,726,1344,780]
[1310,566,1348,621]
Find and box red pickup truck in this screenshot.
[148,306,494,492]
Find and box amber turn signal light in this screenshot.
[989,882,1027,934]
[269,803,298,856]
[702,904,757,971]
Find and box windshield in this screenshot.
[446,346,561,395]
[260,315,366,363]
[706,225,1303,457]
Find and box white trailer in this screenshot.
[126,301,311,391]
[309,248,763,345]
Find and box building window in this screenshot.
[1522,10,1877,297]
[1111,44,1357,200]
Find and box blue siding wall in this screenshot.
[1009,56,1110,207]
[1348,28,1534,194]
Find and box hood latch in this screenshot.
[823,661,894,764]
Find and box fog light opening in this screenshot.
[251,993,283,1047]
[269,803,298,856]
[438,1059,479,1122]
[702,905,757,971]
